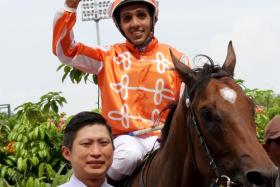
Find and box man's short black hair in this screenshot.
[63,111,113,150]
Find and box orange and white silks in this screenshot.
[53,10,189,136]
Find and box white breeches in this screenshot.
[107,135,159,180]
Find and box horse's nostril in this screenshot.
[246,171,265,185]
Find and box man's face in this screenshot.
[62,124,114,181]
[119,3,152,46]
[266,137,280,167]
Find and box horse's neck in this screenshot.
[157,102,207,186]
[182,153,209,187]
[161,102,189,161]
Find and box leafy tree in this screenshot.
[237,79,280,142]
[56,64,97,84]
[0,92,71,186]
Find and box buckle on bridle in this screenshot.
[185,98,190,108]
[216,175,234,187]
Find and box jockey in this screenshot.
[52,0,190,183]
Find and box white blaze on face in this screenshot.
[219,87,237,104]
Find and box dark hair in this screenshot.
[114,1,155,25]
[63,111,113,150]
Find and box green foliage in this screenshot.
[57,64,98,84]
[92,108,101,114]
[0,113,16,148]
[0,92,71,186]
[238,79,280,142]
[0,177,12,187]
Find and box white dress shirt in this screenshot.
[58,175,113,187]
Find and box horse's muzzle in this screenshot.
[245,167,280,187]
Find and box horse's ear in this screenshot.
[222,41,236,75]
[169,49,196,83]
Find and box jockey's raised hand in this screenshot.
[65,0,80,9]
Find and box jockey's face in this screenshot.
[119,3,152,46]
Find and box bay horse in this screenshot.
[129,42,279,187]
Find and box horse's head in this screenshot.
[170,42,279,187]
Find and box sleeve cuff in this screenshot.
[64,3,77,13]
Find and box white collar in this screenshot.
[69,175,87,186]
[60,175,113,187]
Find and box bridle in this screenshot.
[138,70,241,187]
[184,72,239,187]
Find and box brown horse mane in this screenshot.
[159,101,177,147]
[160,55,231,148]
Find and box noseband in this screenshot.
[184,71,238,187]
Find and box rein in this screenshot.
[138,70,239,187]
[184,74,238,187]
[138,139,159,187]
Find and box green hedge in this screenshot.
[0,92,71,186]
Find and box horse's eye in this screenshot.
[199,107,222,135]
[200,107,213,121]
